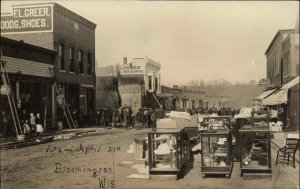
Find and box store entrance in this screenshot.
[19,81,51,122]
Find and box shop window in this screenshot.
[78,50,84,74]
[79,87,86,114]
[58,44,65,70]
[87,52,92,75]
[69,47,75,72]
[86,88,94,111]
[148,76,152,90]
[183,99,187,109]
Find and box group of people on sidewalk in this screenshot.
[0,109,44,138]
[21,111,44,138]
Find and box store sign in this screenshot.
[120,64,144,75]
[1,5,53,34]
[80,84,94,88]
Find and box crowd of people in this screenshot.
[93,106,241,129]
[95,105,166,129]
[185,106,240,117]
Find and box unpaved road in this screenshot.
[1,128,299,189]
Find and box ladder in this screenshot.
[147,89,163,108]
[0,50,23,136]
[49,68,75,130]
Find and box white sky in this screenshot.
[1,1,299,85]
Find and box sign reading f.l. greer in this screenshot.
[1,5,53,34]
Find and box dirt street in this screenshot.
[1,128,299,189]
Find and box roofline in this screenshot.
[264,29,294,55]
[54,3,97,29]
[11,2,56,7]
[9,2,96,29]
[0,36,56,55]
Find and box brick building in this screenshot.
[1,3,97,127]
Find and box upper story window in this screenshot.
[87,52,92,75]
[58,44,65,70]
[69,47,75,72]
[78,50,84,74]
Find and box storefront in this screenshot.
[56,79,95,127]
[1,2,97,128]
[262,76,299,130]
[118,57,161,113]
[1,37,55,133]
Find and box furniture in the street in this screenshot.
[201,116,231,130]
[148,129,190,179]
[239,126,272,177]
[200,130,233,179]
[275,138,299,168]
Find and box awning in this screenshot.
[262,76,299,105]
[3,56,53,78]
[255,88,278,101]
[262,89,288,105]
[281,76,299,90]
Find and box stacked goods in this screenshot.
[269,121,283,131]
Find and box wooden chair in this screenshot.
[275,138,299,168]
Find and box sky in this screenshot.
[1,1,299,86]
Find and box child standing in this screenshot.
[23,120,31,138]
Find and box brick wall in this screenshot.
[2,3,96,86]
[53,5,96,79]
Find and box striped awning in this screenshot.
[255,88,277,101]
[262,89,288,105]
[262,76,299,105]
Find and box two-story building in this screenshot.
[265,29,294,87]
[258,16,299,130]
[1,37,56,133]
[1,3,97,128]
[95,57,161,113]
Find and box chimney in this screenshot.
[123,57,127,65]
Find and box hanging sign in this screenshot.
[1,4,53,34]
